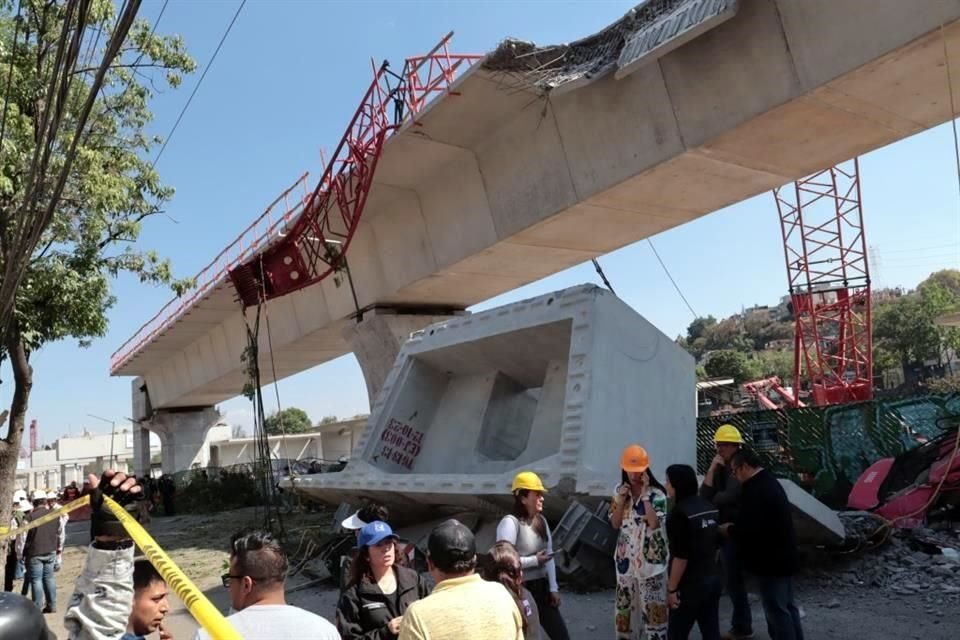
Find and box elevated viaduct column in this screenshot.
[132,378,220,474]
[343,308,463,404]
[149,408,220,472]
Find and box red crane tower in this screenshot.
[773,158,873,406]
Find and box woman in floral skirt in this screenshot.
[609,444,669,640]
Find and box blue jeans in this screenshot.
[757,575,803,640]
[27,553,57,611]
[668,574,722,640]
[722,539,752,634]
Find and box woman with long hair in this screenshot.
[336,521,429,639]
[609,445,669,640]
[664,464,721,640]
[481,542,542,640]
[496,471,570,640]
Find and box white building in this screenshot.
[16,429,162,491]
[209,418,365,468]
[15,417,365,491]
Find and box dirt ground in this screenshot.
[30,508,959,639]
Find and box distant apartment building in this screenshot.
[208,418,365,468]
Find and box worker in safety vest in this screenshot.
[699,425,752,640]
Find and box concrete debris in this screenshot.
[483,1,680,92]
[801,512,960,609]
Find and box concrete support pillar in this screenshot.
[132,423,152,477]
[342,309,462,404]
[147,407,220,473]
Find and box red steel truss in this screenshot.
[774,158,873,406]
[229,33,482,307]
[109,34,479,374]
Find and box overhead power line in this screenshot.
[152,0,246,167]
[647,238,698,319]
[591,258,616,295]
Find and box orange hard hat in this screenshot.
[620,444,649,472]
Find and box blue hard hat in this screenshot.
[357,520,398,548]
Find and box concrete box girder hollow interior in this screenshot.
[288,284,697,521]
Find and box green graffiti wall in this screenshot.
[697,393,960,509]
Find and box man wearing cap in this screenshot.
[398,519,522,640]
[341,503,390,535]
[4,493,28,591]
[700,425,752,640]
[13,491,32,592]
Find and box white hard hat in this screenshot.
[46,491,58,500]
[12,489,27,502]
[341,511,367,530]
[31,489,47,501]
[18,500,32,512]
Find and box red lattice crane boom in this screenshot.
[774,158,873,406]
[229,34,481,307]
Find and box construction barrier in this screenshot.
[0,494,240,640]
[697,392,960,508]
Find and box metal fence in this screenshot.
[697,393,960,508]
[165,459,348,514]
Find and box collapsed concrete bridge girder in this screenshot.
[115,0,960,420]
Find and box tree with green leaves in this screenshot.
[263,407,313,435]
[686,315,717,344]
[756,348,794,382]
[704,349,762,383]
[873,275,960,370]
[0,0,194,585]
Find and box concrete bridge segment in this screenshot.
[115,0,960,473]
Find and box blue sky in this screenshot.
[2,0,959,442]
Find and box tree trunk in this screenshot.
[0,316,32,588]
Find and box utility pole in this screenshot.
[87,414,117,470]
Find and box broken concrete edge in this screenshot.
[483,0,739,92]
[781,478,846,544]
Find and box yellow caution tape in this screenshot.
[100,496,241,640]
[0,493,240,640]
[0,495,90,539]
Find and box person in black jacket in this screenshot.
[725,449,803,640]
[699,424,751,640]
[665,464,721,640]
[337,521,429,639]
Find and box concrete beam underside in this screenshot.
[122,0,960,409]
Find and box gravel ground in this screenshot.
[34,508,960,640]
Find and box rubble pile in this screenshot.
[483,0,680,92]
[802,512,960,608]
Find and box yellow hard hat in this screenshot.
[714,424,744,444]
[511,471,547,493]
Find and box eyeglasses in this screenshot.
[221,573,264,588]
